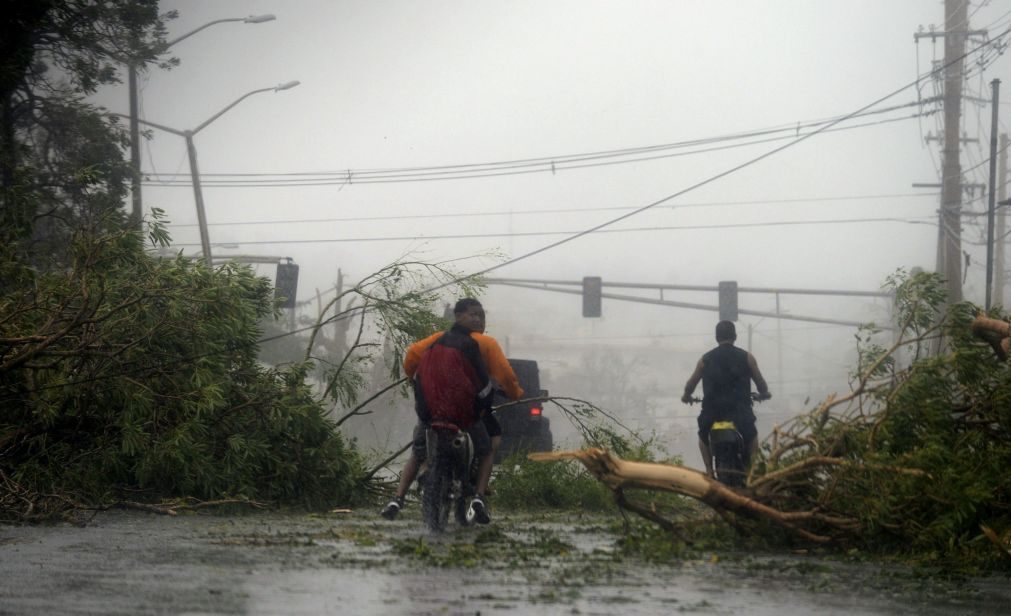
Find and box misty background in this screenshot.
[93,1,1011,461]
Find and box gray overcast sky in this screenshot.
[96,1,1011,408]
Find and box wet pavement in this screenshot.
[0,508,1006,615]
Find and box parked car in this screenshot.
[493,358,552,462]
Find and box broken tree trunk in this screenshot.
[971,314,1011,360]
[530,448,842,543]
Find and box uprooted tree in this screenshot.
[534,270,1011,569]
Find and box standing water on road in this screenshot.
[1,509,1006,615]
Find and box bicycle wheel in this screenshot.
[454,492,471,526]
[453,455,478,526]
[713,442,745,487]
[422,454,451,532]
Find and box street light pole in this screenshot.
[127,15,276,226]
[113,80,299,263]
[185,132,212,261]
[162,14,276,49]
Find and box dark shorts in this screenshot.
[697,405,757,445]
[412,419,491,461]
[483,412,502,438]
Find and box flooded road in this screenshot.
[0,508,1005,615]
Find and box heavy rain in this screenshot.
[2,1,1011,614]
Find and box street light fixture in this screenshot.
[115,80,300,263]
[127,15,276,225]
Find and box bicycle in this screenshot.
[687,392,767,488]
[420,420,479,532]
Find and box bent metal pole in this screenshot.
[185,131,213,263]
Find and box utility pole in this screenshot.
[127,64,142,228]
[939,0,968,304]
[985,79,1001,311]
[997,134,1009,307]
[775,292,783,397]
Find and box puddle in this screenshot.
[0,509,1006,615]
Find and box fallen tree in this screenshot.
[531,448,843,543]
[532,271,1011,570]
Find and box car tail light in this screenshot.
[530,406,542,416]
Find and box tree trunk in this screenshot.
[971,314,1011,359]
[531,449,839,543]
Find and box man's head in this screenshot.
[453,298,485,333]
[715,320,736,344]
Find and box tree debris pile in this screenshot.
[0,231,368,521]
[536,272,1011,570]
[0,3,374,522]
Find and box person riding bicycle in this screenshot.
[681,320,771,477]
[381,298,523,523]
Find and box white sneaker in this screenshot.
[467,496,490,525]
[380,498,403,520]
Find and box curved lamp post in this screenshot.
[128,15,276,225]
[117,80,300,263]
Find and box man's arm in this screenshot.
[681,358,704,403]
[747,352,771,399]
[402,331,442,377]
[474,333,523,400]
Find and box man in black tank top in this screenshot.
[681,321,771,477]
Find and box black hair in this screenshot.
[715,320,736,342]
[453,298,483,314]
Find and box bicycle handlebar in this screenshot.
[683,392,770,405]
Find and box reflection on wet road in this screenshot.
[0,510,1005,615]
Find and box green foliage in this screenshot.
[1,217,365,518]
[752,269,1011,571]
[2,1,170,251]
[0,1,440,521]
[615,516,740,561]
[886,268,947,337]
[493,453,614,511]
[852,323,893,382]
[389,525,579,568]
[305,259,485,409]
[493,419,675,511]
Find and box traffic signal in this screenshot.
[582,276,602,317]
[718,280,738,321]
[275,260,299,309]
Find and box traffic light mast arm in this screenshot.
[484,277,893,298]
[486,280,893,330]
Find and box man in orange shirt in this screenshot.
[381,298,523,523]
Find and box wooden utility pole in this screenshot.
[997,134,1009,307]
[127,64,142,228]
[985,80,1001,310]
[939,0,968,304]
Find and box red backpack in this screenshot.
[415,338,482,429]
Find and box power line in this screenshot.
[169,215,937,247]
[138,26,1011,360]
[141,105,934,188]
[164,192,938,229]
[410,26,1011,300]
[11,27,1007,400]
[150,99,932,178]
